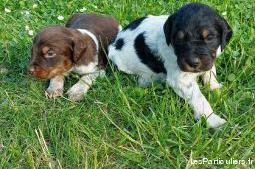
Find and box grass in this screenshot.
[0,0,254,168]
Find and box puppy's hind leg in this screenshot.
[138,76,152,87]
[202,65,222,90]
[138,73,166,87]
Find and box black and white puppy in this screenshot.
[108,3,232,128]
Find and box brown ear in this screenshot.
[72,36,87,63]
[72,35,96,64]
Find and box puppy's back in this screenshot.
[66,13,119,45]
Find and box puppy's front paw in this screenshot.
[207,113,226,128]
[66,84,86,101]
[45,87,63,98]
[210,82,223,91]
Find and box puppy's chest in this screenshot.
[71,62,98,75]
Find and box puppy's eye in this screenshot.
[205,35,215,41]
[42,46,56,58]
[45,49,56,58]
[175,31,186,43]
[177,31,185,40]
[48,50,55,56]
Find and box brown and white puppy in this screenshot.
[28,13,120,101]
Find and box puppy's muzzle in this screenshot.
[186,57,201,68]
[28,65,36,75]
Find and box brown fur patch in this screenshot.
[202,29,209,39]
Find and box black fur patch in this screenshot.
[115,38,124,50]
[123,17,147,31]
[134,33,166,74]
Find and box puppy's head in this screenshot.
[164,3,232,72]
[28,26,95,79]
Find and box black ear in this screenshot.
[163,15,175,46]
[217,16,232,50]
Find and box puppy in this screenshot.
[28,13,120,101]
[108,3,232,128]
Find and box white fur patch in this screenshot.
[216,46,222,57]
[118,25,123,31]
[77,29,99,52]
[44,53,56,58]
[202,65,223,90]
[72,62,98,75]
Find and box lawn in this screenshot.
[0,0,254,168]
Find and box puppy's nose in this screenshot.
[188,57,200,68]
[28,66,36,75]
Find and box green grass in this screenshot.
[0,0,254,168]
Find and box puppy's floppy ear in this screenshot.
[163,14,175,46]
[217,16,232,50]
[71,35,95,64]
[72,36,87,63]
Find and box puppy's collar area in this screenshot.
[77,29,99,52]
